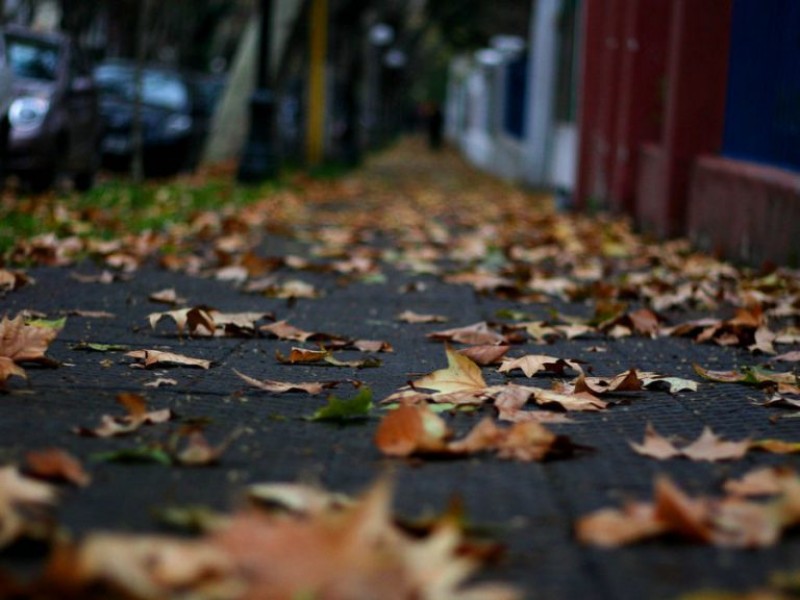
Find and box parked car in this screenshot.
[94,61,196,176]
[3,25,101,191]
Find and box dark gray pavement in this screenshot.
[1,139,799,599]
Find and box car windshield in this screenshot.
[95,65,189,111]
[6,35,60,81]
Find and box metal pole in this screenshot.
[237,0,279,183]
[306,0,327,165]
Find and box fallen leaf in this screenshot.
[148,288,187,306]
[247,483,353,515]
[374,404,450,457]
[629,423,682,460]
[630,424,750,462]
[24,448,91,487]
[44,532,240,599]
[680,427,750,462]
[498,354,584,378]
[412,344,487,394]
[375,404,581,462]
[427,321,507,346]
[143,377,178,388]
[577,473,800,548]
[126,349,211,369]
[396,310,448,323]
[173,430,243,466]
[234,369,332,395]
[458,345,510,366]
[305,387,373,422]
[724,466,798,497]
[0,465,58,548]
[75,393,174,437]
[0,314,61,366]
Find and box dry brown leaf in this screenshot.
[724,467,798,497]
[0,356,27,387]
[681,427,751,462]
[0,465,58,549]
[485,384,574,424]
[0,269,33,293]
[396,310,448,324]
[45,533,241,599]
[427,321,507,346]
[574,502,667,547]
[629,423,682,460]
[458,345,510,366]
[75,393,174,437]
[630,424,750,462]
[234,369,334,395]
[577,474,800,548]
[148,288,187,306]
[531,387,607,412]
[498,354,584,378]
[573,369,643,395]
[210,480,519,600]
[24,448,91,487]
[173,430,242,467]
[0,315,61,365]
[412,345,487,394]
[375,404,580,462]
[374,404,451,457]
[126,349,211,370]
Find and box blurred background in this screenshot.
[0,0,798,266]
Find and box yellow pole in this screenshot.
[306,0,327,165]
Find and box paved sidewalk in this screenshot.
[1,138,799,599]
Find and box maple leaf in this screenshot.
[0,315,61,365]
[576,473,800,548]
[375,404,581,462]
[427,321,507,346]
[75,393,174,437]
[148,288,187,306]
[694,364,798,386]
[44,532,240,599]
[630,424,749,462]
[126,349,211,369]
[275,347,381,369]
[173,430,243,467]
[724,466,798,497]
[412,345,487,394]
[374,404,451,457]
[0,357,27,388]
[0,269,33,294]
[396,310,448,323]
[459,345,510,366]
[234,369,336,395]
[498,354,584,378]
[0,465,59,549]
[209,479,520,599]
[24,448,91,487]
[247,483,353,515]
[484,384,574,423]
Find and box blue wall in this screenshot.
[722,0,800,172]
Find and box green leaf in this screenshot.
[91,447,172,465]
[306,387,373,422]
[153,504,227,532]
[27,317,67,330]
[72,342,130,352]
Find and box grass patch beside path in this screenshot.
[0,175,278,259]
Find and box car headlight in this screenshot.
[9,96,50,131]
[164,114,192,135]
